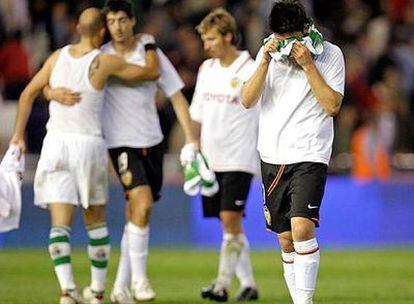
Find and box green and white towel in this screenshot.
[264,18,324,61]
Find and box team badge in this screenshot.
[230,76,241,88]
[263,205,272,226]
[121,170,133,187]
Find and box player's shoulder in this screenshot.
[198,58,217,73]
[322,41,344,58]
[136,33,156,46]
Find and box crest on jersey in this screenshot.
[121,170,133,187]
[230,77,241,88]
[264,205,272,226]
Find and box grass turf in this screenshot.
[0,248,413,303]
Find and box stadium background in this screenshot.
[0,0,414,303]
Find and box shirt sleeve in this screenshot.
[156,48,185,98]
[321,44,345,96]
[189,64,205,123]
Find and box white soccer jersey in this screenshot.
[101,35,185,148]
[48,46,104,136]
[190,51,260,174]
[255,41,345,165]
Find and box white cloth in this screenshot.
[48,45,104,136]
[34,132,108,209]
[0,145,24,232]
[101,36,185,149]
[255,41,345,165]
[190,51,260,175]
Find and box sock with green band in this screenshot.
[87,224,110,293]
[48,225,76,291]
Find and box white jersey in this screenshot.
[101,35,185,148]
[256,41,345,165]
[190,51,260,174]
[48,45,104,136]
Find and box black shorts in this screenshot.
[202,171,253,218]
[109,144,164,201]
[261,161,327,234]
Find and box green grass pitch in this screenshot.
[0,248,413,303]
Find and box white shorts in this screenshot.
[34,132,108,209]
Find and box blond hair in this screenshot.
[196,8,238,44]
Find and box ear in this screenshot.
[99,26,106,38]
[224,32,233,44]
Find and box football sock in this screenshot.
[87,223,110,293]
[294,238,320,304]
[235,233,256,288]
[113,224,131,290]
[127,222,149,284]
[216,233,244,290]
[281,251,296,303]
[48,225,76,292]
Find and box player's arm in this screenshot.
[241,38,278,108]
[102,49,160,83]
[43,85,80,105]
[10,51,60,152]
[169,91,198,146]
[291,42,343,116]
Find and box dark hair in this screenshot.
[102,0,134,18]
[269,0,309,34]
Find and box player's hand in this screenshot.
[290,41,313,70]
[10,134,26,156]
[263,37,278,63]
[48,87,81,105]
[180,143,197,166]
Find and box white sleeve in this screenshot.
[156,49,185,98]
[189,66,205,123]
[321,44,345,96]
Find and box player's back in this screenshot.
[47,45,105,136]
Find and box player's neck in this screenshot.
[111,35,137,55]
[218,46,239,67]
[72,39,97,56]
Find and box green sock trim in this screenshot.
[91,259,108,268]
[49,235,69,244]
[86,223,107,231]
[88,236,110,246]
[53,256,71,266]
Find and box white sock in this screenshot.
[235,234,256,288]
[127,222,149,284]
[87,224,110,293]
[281,251,296,303]
[113,225,131,290]
[294,238,320,304]
[216,233,244,290]
[48,226,76,291]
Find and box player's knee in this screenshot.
[292,223,314,241]
[83,206,106,226]
[278,235,294,252]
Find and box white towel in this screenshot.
[0,145,24,232]
[264,20,324,62]
[180,143,201,196]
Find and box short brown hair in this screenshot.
[196,8,238,44]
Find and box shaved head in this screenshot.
[78,7,103,37]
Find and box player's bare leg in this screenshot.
[291,217,319,304]
[49,203,82,304]
[82,205,110,304]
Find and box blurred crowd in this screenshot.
[1,0,414,178]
